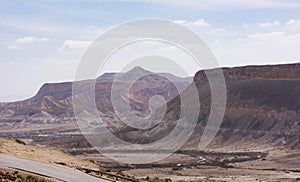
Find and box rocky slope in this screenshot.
[113,63,300,150]
[0,63,299,151]
[0,67,191,142]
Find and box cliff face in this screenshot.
[0,63,299,150]
[115,63,300,149]
[204,64,298,149]
[0,67,191,123]
[212,64,300,149]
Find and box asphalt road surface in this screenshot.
[0,154,109,182]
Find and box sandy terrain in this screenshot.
[80,147,300,182]
[0,138,138,182]
[0,165,59,182]
[0,138,100,170]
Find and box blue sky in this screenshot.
[1,0,300,101]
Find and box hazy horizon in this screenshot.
[1,1,300,101]
[1,61,299,103]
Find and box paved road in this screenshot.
[0,154,109,182]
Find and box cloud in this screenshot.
[0,18,73,35]
[248,32,285,39]
[0,18,106,40]
[173,19,210,26]
[193,19,210,26]
[124,0,300,9]
[212,28,226,32]
[58,40,92,52]
[7,45,17,49]
[16,36,49,44]
[258,21,281,27]
[286,19,300,25]
[173,20,188,25]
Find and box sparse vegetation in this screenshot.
[15,139,26,145]
[0,169,51,182]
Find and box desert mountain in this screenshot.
[0,63,299,151]
[112,63,300,150]
[0,67,191,134]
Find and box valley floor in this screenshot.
[78,147,300,182]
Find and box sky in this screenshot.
[0,0,300,102]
